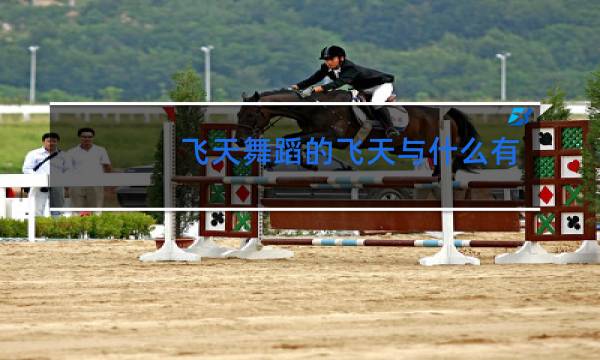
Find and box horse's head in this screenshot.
[237,89,305,143]
[236,91,269,144]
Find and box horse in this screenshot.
[236,88,479,175]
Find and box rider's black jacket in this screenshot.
[296,59,394,91]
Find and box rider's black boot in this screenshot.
[375,107,400,138]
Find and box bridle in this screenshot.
[236,89,347,137]
[237,89,307,137]
[237,106,284,138]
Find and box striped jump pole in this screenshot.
[261,238,524,248]
[173,175,524,190]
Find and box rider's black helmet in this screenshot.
[319,45,346,60]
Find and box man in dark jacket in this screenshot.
[292,45,399,137]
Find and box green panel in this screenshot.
[564,184,583,206]
[207,129,227,150]
[232,211,252,232]
[232,159,252,176]
[561,127,583,149]
[209,183,225,204]
[534,157,555,178]
[535,213,555,235]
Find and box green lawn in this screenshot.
[0,118,50,173]
[1,114,162,173]
[52,114,162,170]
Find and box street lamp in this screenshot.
[29,45,39,104]
[495,52,511,101]
[200,45,214,101]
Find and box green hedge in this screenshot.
[0,213,155,239]
[0,218,27,238]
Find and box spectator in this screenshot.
[67,127,112,208]
[22,132,69,216]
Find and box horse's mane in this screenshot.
[259,88,297,97]
[257,88,350,102]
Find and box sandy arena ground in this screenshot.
[2,234,600,359]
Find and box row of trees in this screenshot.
[0,0,599,102]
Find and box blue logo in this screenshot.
[508,107,533,126]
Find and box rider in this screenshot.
[292,45,399,137]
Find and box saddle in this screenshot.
[349,90,408,133]
[294,87,407,140]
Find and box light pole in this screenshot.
[29,45,39,104]
[200,45,214,101]
[495,52,511,101]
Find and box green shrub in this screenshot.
[3,213,156,239]
[0,218,27,237]
[119,212,137,239]
[127,213,156,239]
[64,216,83,238]
[92,213,124,239]
[52,216,79,239]
[35,217,54,238]
[79,216,94,237]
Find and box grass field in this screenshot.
[52,114,162,170]
[0,115,162,173]
[0,117,49,173]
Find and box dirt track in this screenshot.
[2,237,600,359]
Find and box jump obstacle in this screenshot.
[260,239,524,248]
[140,104,599,265]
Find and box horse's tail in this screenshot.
[448,107,480,173]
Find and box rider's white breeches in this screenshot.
[364,82,394,103]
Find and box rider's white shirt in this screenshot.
[332,68,341,78]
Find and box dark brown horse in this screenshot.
[236,89,479,174]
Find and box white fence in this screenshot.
[0,105,49,121]
[0,173,152,241]
[0,102,593,121]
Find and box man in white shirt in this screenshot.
[67,127,112,208]
[22,132,69,216]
